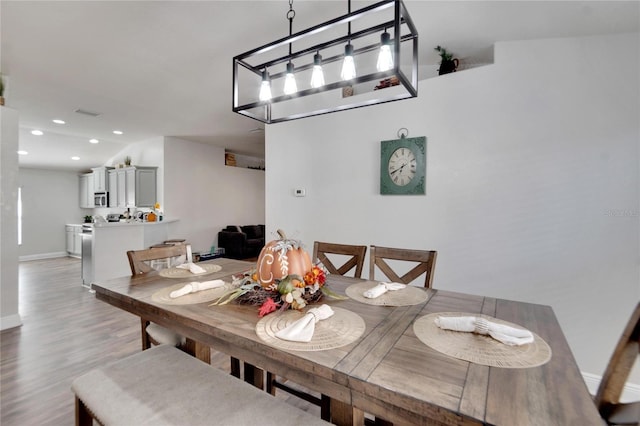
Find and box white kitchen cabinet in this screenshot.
[92,166,113,193]
[108,170,117,207]
[108,169,127,208]
[65,225,82,257]
[117,169,127,207]
[108,166,157,208]
[79,173,95,208]
[126,166,157,208]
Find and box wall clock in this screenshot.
[380,135,426,195]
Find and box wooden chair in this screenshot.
[265,241,367,422]
[127,244,192,351]
[127,244,242,376]
[594,302,640,425]
[313,241,367,278]
[369,245,438,288]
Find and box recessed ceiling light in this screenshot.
[52,119,65,124]
[31,130,43,136]
[89,138,99,144]
[113,130,123,135]
[71,156,80,161]
[17,150,28,155]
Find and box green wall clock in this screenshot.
[380,135,426,195]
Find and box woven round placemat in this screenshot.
[345,281,429,306]
[413,312,552,369]
[151,281,236,305]
[158,263,222,278]
[255,307,366,352]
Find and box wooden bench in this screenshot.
[72,345,331,426]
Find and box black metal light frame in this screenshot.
[232,0,418,124]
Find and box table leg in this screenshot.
[184,339,211,364]
[194,342,211,364]
[243,362,264,389]
[331,398,365,426]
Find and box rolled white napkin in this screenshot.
[435,315,534,346]
[169,279,225,298]
[275,304,335,342]
[176,262,206,274]
[363,282,407,298]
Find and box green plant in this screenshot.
[84,215,93,223]
[434,45,453,62]
[124,156,131,166]
[0,73,4,97]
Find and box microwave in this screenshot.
[94,192,109,207]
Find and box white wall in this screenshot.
[18,168,86,258]
[0,106,22,330]
[266,34,640,385]
[163,137,265,254]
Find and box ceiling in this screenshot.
[2,1,638,172]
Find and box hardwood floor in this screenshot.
[0,257,318,425]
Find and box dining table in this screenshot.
[91,257,603,426]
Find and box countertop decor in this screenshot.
[211,229,345,316]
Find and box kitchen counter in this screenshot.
[83,219,180,287]
[92,218,177,228]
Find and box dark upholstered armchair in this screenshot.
[217,225,265,259]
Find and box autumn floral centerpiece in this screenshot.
[212,230,343,317]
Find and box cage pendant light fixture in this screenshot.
[310,52,325,88]
[232,0,418,124]
[282,2,298,95]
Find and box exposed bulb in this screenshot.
[283,62,297,95]
[310,53,325,88]
[377,32,394,72]
[341,44,356,80]
[259,70,272,101]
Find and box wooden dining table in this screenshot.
[91,257,603,426]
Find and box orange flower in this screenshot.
[303,271,316,286]
[316,270,326,286]
[293,277,306,288]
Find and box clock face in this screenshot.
[387,148,416,186]
[380,136,426,195]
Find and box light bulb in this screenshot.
[259,70,272,101]
[377,32,394,72]
[341,44,356,80]
[310,53,325,88]
[283,62,297,95]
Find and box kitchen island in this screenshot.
[82,219,179,287]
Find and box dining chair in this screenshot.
[127,244,193,352]
[594,302,640,425]
[264,241,367,422]
[126,244,241,377]
[369,245,438,288]
[313,241,367,278]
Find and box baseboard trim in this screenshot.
[19,252,69,262]
[583,372,640,402]
[0,314,23,331]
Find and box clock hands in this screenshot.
[390,162,408,175]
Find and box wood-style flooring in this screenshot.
[0,257,318,425]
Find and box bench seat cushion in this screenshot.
[72,345,330,426]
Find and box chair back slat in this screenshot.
[594,302,640,420]
[127,244,191,276]
[313,242,367,278]
[369,245,437,288]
